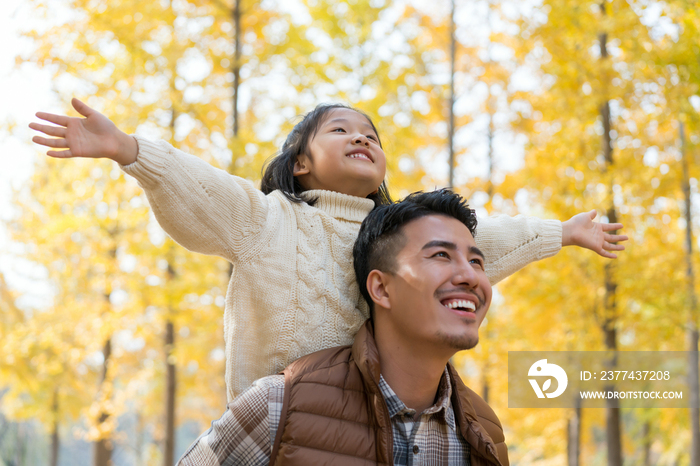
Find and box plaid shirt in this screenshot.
[382,369,470,465]
[178,368,470,465]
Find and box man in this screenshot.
[179,189,507,466]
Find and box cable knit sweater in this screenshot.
[121,136,562,400]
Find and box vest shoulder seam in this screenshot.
[293,380,367,394]
[286,408,373,427]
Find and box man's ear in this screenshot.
[367,270,392,310]
[293,155,310,177]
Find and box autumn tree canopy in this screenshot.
[2,0,699,464]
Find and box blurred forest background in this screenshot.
[1,0,699,464]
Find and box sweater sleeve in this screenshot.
[120,136,269,262]
[475,214,562,285]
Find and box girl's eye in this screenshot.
[367,134,378,141]
[332,128,346,133]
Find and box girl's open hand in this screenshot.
[29,98,137,165]
[562,210,628,259]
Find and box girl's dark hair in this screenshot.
[260,103,392,206]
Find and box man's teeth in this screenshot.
[444,300,476,311]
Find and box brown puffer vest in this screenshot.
[269,321,508,466]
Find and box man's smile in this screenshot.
[438,291,484,318]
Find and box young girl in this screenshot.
[30,98,626,401]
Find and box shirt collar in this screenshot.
[378,367,456,431]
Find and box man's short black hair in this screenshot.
[353,189,478,313]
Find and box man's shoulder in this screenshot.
[283,345,355,380]
[229,375,285,413]
[236,375,285,399]
[250,374,285,390]
[459,384,504,442]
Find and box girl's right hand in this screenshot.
[29,98,138,165]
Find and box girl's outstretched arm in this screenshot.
[562,210,627,258]
[476,211,628,285]
[118,137,270,262]
[30,99,270,263]
[30,98,137,165]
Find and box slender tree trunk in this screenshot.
[599,4,622,462]
[94,241,118,466]
[486,109,494,199]
[135,412,144,466]
[603,318,622,466]
[50,389,59,466]
[642,420,651,466]
[602,208,622,466]
[164,320,176,466]
[228,0,243,280]
[690,329,700,466]
[481,360,489,404]
[447,0,456,189]
[16,422,26,466]
[161,99,179,466]
[680,121,700,465]
[485,0,494,200]
[94,338,113,466]
[232,0,241,139]
[567,399,581,466]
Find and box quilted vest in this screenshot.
[269,321,508,466]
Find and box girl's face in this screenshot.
[293,108,386,198]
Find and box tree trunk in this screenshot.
[16,422,26,466]
[94,338,113,466]
[690,333,700,466]
[50,389,59,466]
[603,209,622,465]
[603,322,622,466]
[232,0,241,139]
[447,0,456,189]
[567,399,581,466]
[486,109,494,199]
[642,420,651,466]
[481,362,489,404]
[228,0,243,282]
[164,320,176,466]
[136,411,144,466]
[680,121,700,465]
[485,0,494,200]
[161,101,179,466]
[598,3,622,463]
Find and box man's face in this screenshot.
[381,214,492,352]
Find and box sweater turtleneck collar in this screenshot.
[302,189,376,223]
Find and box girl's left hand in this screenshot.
[562,210,628,259]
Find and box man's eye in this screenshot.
[470,258,485,270]
[433,251,449,259]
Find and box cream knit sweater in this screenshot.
[122,136,562,400]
